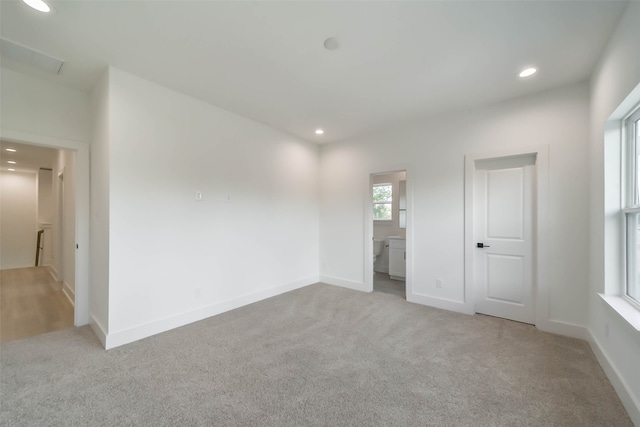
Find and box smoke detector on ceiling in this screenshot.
[324,37,341,51]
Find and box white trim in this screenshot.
[90,315,107,349]
[588,330,640,426]
[62,281,75,307]
[599,293,640,332]
[48,265,60,282]
[321,275,367,292]
[407,292,473,315]
[464,145,550,324]
[536,319,589,341]
[104,276,318,350]
[365,178,374,293]
[0,128,90,327]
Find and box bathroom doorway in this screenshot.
[369,170,407,299]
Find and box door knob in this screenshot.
[476,242,490,248]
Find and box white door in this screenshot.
[474,155,535,324]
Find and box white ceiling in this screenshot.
[0,140,57,173]
[0,0,629,143]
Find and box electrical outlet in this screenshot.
[436,278,443,288]
[195,191,203,201]
[195,287,202,298]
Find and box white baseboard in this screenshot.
[536,319,589,340]
[320,275,367,292]
[407,291,473,315]
[588,330,640,426]
[103,276,318,350]
[48,265,60,282]
[62,281,75,307]
[90,315,107,348]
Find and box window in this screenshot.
[624,105,640,306]
[373,183,393,220]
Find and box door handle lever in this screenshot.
[476,243,490,248]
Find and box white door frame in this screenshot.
[464,145,549,328]
[1,129,90,326]
[364,166,412,297]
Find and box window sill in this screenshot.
[599,293,640,332]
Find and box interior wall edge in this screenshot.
[588,329,640,426]
[320,275,367,293]
[0,128,88,150]
[62,281,75,308]
[103,276,318,350]
[89,315,108,349]
[536,319,589,341]
[407,292,473,315]
[47,265,59,282]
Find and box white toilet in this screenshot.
[373,239,385,265]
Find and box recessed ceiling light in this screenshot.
[324,37,341,51]
[8,168,16,171]
[22,0,51,13]
[7,161,16,164]
[519,67,538,78]
[315,129,324,135]
[5,148,17,152]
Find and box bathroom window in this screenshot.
[624,104,640,307]
[373,183,393,221]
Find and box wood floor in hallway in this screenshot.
[0,267,74,344]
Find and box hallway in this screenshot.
[0,267,73,343]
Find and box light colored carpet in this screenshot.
[0,283,632,426]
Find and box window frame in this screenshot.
[372,183,393,221]
[622,104,640,310]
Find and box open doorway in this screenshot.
[0,140,78,342]
[370,170,407,299]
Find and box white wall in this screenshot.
[62,152,76,295]
[0,171,37,269]
[52,150,77,299]
[589,2,640,424]
[320,81,590,330]
[0,67,90,142]
[100,68,319,347]
[37,168,54,266]
[53,161,63,279]
[37,169,53,223]
[89,70,111,342]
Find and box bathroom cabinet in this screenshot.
[388,237,406,280]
